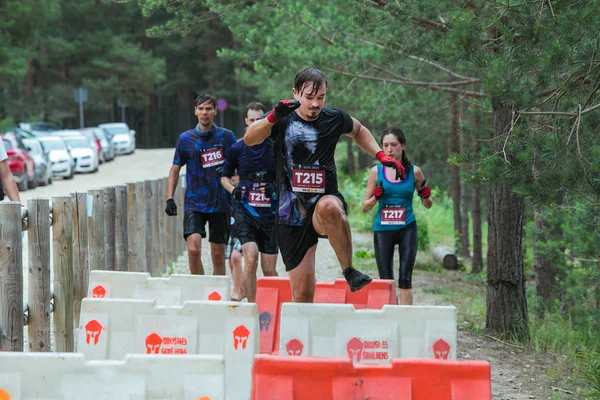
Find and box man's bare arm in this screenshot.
[221,176,235,194]
[0,160,21,202]
[345,117,381,157]
[244,119,274,146]
[167,164,181,199]
[245,99,301,146]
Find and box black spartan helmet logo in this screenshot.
[259,311,272,332]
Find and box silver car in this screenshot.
[23,139,53,186]
[36,136,75,180]
[87,127,115,162]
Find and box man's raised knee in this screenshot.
[316,197,345,221]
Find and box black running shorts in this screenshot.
[277,194,347,271]
[234,212,278,255]
[183,211,229,244]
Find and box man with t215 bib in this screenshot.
[244,68,405,302]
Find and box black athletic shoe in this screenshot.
[343,267,373,292]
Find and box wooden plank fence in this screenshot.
[0,175,186,352]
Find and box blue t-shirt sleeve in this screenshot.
[222,143,239,178]
[173,135,187,166]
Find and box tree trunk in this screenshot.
[459,96,470,257]
[449,92,463,254]
[346,137,355,176]
[486,99,528,340]
[471,99,483,273]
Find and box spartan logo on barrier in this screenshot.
[207,291,222,301]
[346,337,364,363]
[233,325,250,350]
[92,285,106,298]
[433,338,451,360]
[85,320,103,345]
[285,339,303,356]
[259,311,271,332]
[146,333,162,354]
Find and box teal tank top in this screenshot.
[374,164,416,231]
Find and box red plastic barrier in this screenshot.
[251,355,491,400]
[256,277,397,354]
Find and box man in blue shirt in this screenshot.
[165,93,237,276]
[221,101,279,302]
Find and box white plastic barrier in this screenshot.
[279,303,457,363]
[88,271,231,305]
[0,353,225,399]
[77,298,258,400]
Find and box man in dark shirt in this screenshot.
[165,93,236,276]
[222,101,279,302]
[245,68,405,302]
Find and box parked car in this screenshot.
[2,127,41,140]
[98,123,136,155]
[62,135,99,173]
[1,135,36,191]
[19,121,62,135]
[86,127,114,162]
[79,129,104,163]
[23,139,53,186]
[36,136,74,180]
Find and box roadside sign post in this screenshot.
[117,97,126,123]
[217,98,228,127]
[74,87,88,128]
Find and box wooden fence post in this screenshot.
[126,182,139,271]
[87,189,105,272]
[71,192,88,327]
[134,181,147,272]
[158,177,167,275]
[27,198,51,352]
[145,180,158,276]
[52,196,74,352]
[0,202,24,351]
[115,184,128,271]
[103,186,116,271]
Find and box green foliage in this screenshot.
[0,0,166,125]
[525,201,600,340]
[579,350,600,399]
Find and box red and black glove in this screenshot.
[266,100,301,123]
[376,151,405,180]
[374,181,385,200]
[418,180,431,199]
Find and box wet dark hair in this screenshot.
[294,68,327,97]
[194,93,217,108]
[245,101,267,115]
[380,127,411,170]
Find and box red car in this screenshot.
[2,135,36,191]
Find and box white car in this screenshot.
[98,122,136,155]
[36,137,74,180]
[63,135,99,173]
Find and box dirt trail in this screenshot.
[174,230,561,400]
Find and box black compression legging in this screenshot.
[373,221,418,289]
